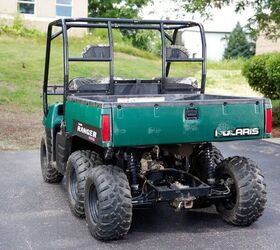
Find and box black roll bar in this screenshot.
[43,18,207,116]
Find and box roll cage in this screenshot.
[43,18,207,115]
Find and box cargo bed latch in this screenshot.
[185,108,198,120]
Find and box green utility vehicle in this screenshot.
[41,18,271,241]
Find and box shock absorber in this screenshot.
[128,152,139,192]
[204,143,215,185]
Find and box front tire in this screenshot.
[85,165,132,241]
[40,135,63,183]
[216,156,267,226]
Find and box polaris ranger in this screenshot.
[41,18,270,240]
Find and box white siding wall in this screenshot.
[182,31,229,61]
[0,0,88,36]
[205,33,228,61]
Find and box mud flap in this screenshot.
[56,132,72,173]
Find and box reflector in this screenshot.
[102,115,110,141]
[265,109,272,133]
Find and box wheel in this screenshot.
[40,135,63,183]
[80,150,103,166]
[66,150,102,218]
[189,144,224,181]
[189,144,224,208]
[215,156,267,226]
[85,165,132,241]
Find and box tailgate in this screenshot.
[112,102,268,147]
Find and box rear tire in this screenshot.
[215,156,267,226]
[189,144,224,208]
[40,135,63,183]
[66,150,102,218]
[189,144,224,181]
[85,165,132,241]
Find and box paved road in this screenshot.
[0,140,280,250]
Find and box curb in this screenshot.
[262,138,280,145]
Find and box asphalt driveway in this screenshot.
[0,140,279,250]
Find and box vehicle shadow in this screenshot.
[130,203,226,234]
[55,180,280,249]
[58,179,277,244]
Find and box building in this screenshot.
[142,1,255,61]
[256,35,280,54]
[0,0,88,35]
[181,30,230,61]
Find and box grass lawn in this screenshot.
[0,35,258,112]
[0,34,263,150]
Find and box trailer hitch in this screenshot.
[170,196,196,211]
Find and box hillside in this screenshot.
[0,34,258,109]
[0,34,259,150]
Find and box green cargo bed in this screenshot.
[63,94,271,147]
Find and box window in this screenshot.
[56,0,72,17]
[17,0,35,15]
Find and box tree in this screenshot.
[88,0,154,51]
[223,22,255,59]
[181,0,280,39]
[88,0,149,19]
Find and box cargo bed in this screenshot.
[64,93,271,147]
[68,93,264,107]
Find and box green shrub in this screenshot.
[242,54,280,99]
[266,54,280,91]
[0,15,43,38]
[88,28,123,44]
[272,100,280,127]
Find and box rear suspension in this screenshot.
[128,152,139,192]
[204,143,215,185]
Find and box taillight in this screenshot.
[102,115,111,141]
[265,108,272,133]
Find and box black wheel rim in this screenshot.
[70,168,79,201]
[88,184,99,223]
[221,174,237,210]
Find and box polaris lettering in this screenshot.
[215,128,260,138]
